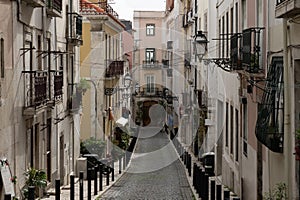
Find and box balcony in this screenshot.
[142,60,162,69]
[46,0,62,18]
[50,70,63,103]
[80,1,119,18]
[23,71,48,115]
[22,0,45,7]
[67,13,83,46]
[275,0,300,18]
[105,60,124,78]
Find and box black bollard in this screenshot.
[210,180,215,200]
[87,168,92,200]
[99,164,103,191]
[216,184,222,200]
[203,174,209,200]
[111,161,114,182]
[70,175,75,200]
[94,166,98,195]
[123,155,126,170]
[192,163,197,187]
[224,190,230,200]
[119,158,122,174]
[55,179,60,200]
[79,172,84,200]
[106,166,110,186]
[28,186,35,200]
[188,154,191,176]
[4,194,11,200]
[232,197,240,200]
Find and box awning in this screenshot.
[116,117,128,127]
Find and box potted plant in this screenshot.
[294,129,300,161]
[71,79,90,110]
[22,167,47,199]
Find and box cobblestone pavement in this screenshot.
[100,127,194,200]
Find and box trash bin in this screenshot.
[202,152,215,176]
[83,154,99,179]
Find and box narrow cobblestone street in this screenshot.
[100,127,194,199]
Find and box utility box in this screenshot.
[76,157,87,179]
[202,152,215,176]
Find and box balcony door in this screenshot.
[145,48,155,63]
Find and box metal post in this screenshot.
[210,180,215,200]
[99,165,103,191]
[216,184,222,200]
[70,175,75,200]
[123,155,126,170]
[79,171,84,200]
[193,163,197,187]
[28,186,35,200]
[94,166,98,195]
[188,154,191,176]
[106,166,110,186]
[223,190,230,200]
[87,168,92,200]
[111,161,115,182]
[55,179,60,200]
[203,174,209,200]
[119,158,122,174]
[4,194,11,200]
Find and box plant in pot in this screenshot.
[21,167,47,199]
[294,129,300,161]
[71,79,90,109]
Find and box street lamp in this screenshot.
[124,72,132,88]
[194,31,208,61]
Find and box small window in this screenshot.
[146,24,155,36]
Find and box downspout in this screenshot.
[283,18,292,199]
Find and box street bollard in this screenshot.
[94,166,98,195]
[70,175,75,200]
[123,155,126,170]
[203,174,209,200]
[106,166,110,186]
[192,163,197,187]
[99,164,103,191]
[79,171,84,200]
[232,197,240,200]
[224,190,230,200]
[119,158,122,174]
[28,186,35,200]
[87,168,92,200]
[4,194,11,200]
[55,179,60,200]
[216,184,222,200]
[198,169,204,199]
[111,160,115,182]
[210,180,216,200]
[188,154,191,176]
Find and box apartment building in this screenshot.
[132,11,168,127]
[79,0,125,144]
[0,0,82,198]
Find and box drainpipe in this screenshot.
[283,18,292,199]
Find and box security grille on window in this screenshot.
[146,24,155,36]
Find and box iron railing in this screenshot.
[23,71,48,108]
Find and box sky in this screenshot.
[110,0,166,21]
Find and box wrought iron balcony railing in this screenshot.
[80,0,119,18]
[46,0,62,18]
[105,60,124,77]
[23,71,49,109]
[142,60,161,69]
[50,70,63,102]
[67,13,83,46]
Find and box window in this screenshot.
[146,24,155,36]
[0,38,4,78]
[230,105,234,155]
[235,3,239,32]
[242,0,247,29]
[226,12,229,58]
[222,16,225,58]
[203,12,208,33]
[235,109,239,161]
[37,35,42,70]
[146,75,155,93]
[243,103,248,156]
[145,48,155,63]
[226,102,229,147]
